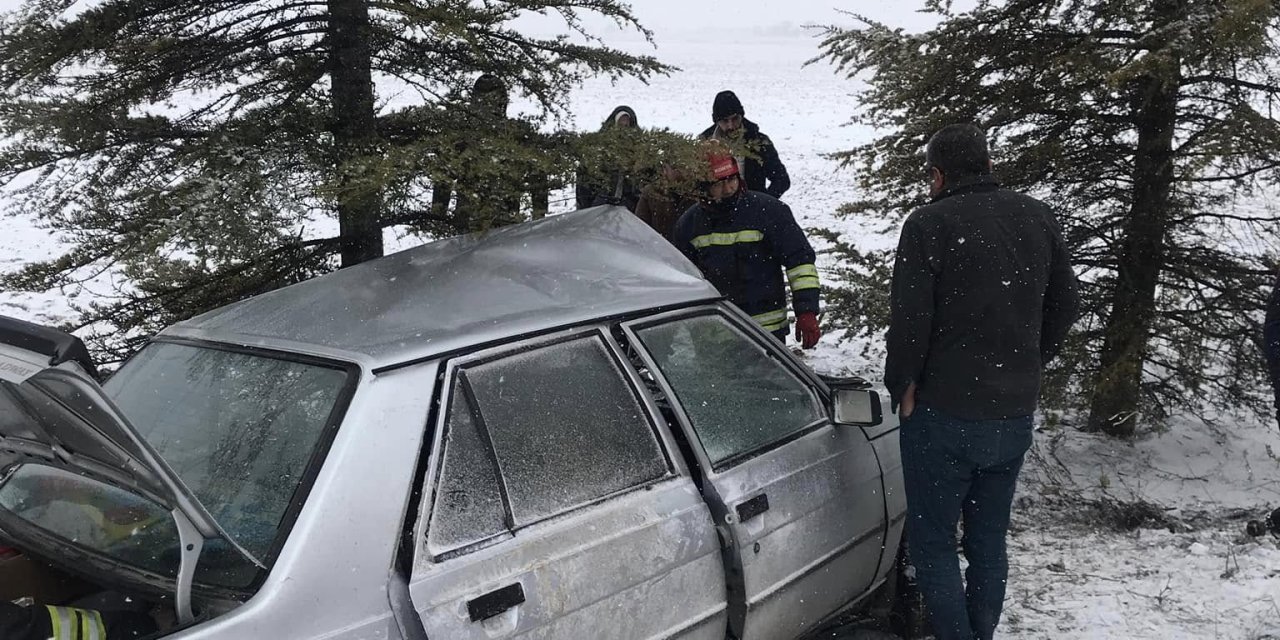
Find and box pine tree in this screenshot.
[0,0,670,362]
[815,0,1280,437]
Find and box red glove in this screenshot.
[795,312,821,349]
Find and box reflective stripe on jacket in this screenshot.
[46,605,109,640]
[674,190,820,332]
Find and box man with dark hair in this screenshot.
[674,141,821,347]
[886,123,1080,640]
[697,90,790,199]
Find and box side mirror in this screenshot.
[833,388,883,426]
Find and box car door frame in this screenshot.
[404,324,729,640]
[620,302,889,640]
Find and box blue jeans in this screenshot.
[900,404,1033,640]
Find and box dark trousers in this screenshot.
[900,403,1033,640]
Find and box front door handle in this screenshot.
[736,493,770,524]
[468,583,525,622]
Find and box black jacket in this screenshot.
[0,601,156,640]
[885,176,1080,420]
[698,119,790,199]
[673,190,819,333]
[1263,275,1280,410]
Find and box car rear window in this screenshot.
[427,335,668,557]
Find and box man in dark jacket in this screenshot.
[635,164,698,243]
[673,142,821,347]
[886,124,1079,640]
[1265,275,1280,430]
[429,74,551,232]
[697,90,790,200]
[0,600,156,639]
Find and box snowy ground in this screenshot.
[2,27,1278,640]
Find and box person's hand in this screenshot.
[795,312,821,349]
[901,381,918,419]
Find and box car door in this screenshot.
[623,306,888,640]
[406,328,727,640]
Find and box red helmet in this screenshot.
[702,139,739,181]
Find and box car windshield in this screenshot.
[0,342,351,589]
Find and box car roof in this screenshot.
[161,206,721,369]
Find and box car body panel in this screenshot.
[162,207,720,371]
[167,363,435,639]
[406,328,728,640]
[411,479,727,640]
[716,424,888,640]
[860,391,906,586]
[620,305,889,640]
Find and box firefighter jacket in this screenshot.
[673,190,820,333]
[0,601,155,640]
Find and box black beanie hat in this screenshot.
[712,90,744,121]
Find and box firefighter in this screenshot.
[0,600,156,639]
[672,141,822,347]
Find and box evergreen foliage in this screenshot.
[814,0,1280,436]
[0,0,671,362]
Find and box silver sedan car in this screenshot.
[0,206,907,640]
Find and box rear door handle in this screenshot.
[736,493,770,523]
[468,583,525,622]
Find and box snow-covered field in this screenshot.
[3,28,1278,640]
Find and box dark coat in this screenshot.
[575,106,644,212]
[1263,275,1280,413]
[634,185,697,243]
[428,107,551,232]
[0,601,156,640]
[885,175,1080,421]
[673,190,819,334]
[698,118,790,199]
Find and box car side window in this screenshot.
[426,334,669,557]
[635,314,824,467]
[426,387,508,557]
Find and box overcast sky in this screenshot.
[0,1,952,33]
[591,1,949,34]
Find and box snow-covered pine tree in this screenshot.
[0,0,669,362]
[815,0,1280,436]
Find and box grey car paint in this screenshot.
[622,307,890,640]
[0,207,904,640]
[162,207,721,370]
[408,327,729,640]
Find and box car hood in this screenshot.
[0,315,263,568]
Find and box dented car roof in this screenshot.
[162,206,720,368]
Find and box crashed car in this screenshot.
[0,206,906,640]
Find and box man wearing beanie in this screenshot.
[673,141,821,347]
[698,90,791,199]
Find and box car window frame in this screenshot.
[621,304,832,473]
[418,326,681,563]
[0,336,361,597]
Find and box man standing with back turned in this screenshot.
[886,124,1080,640]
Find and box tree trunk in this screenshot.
[1086,3,1183,436]
[327,0,384,267]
